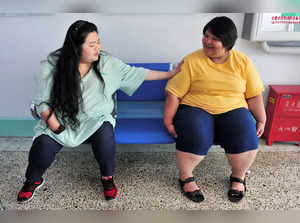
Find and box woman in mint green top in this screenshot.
[34,50,148,148]
[17,20,179,203]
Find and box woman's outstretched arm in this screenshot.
[145,62,183,80]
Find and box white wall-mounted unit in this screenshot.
[242,13,300,54]
[242,13,300,41]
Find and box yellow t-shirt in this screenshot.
[166,49,264,114]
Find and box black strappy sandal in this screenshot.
[178,177,204,203]
[228,175,246,203]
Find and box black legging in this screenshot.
[25,122,116,182]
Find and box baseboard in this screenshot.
[0,119,37,136]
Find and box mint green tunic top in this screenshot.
[33,51,148,147]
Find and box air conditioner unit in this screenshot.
[242,13,300,54]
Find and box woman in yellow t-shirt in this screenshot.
[164,16,266,203]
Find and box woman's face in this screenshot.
[202,29,227,59]
[80,31,101,64]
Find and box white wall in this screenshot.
[0,0,266,13]
[0,13,300,118]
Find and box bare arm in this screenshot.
[145,61,183,81]
[247,93,266,137]
[40,109,61,132]
[164,92,181,138]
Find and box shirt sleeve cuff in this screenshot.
[36,102,50,115]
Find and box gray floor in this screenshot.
[0,137,300,210]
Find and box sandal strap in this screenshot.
[182,177,195,184]
[230,176,246,185]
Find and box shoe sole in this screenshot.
[17,179,45,204]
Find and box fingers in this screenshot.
[257,128,264,137]
[256,122,265,138]
[167,124,178,138]
[176,60,183,66]
[176,60,184,70]
[173,60,184,72]
[170,130,178,139]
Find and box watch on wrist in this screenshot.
[53,125,65,135]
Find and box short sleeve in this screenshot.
[244,58,265,99]
[165,59,191,98]
[111,58,148,96]
[34,60,54,114]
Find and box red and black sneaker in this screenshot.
[17,178,44,203]
[101,177,118,201]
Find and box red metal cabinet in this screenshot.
[264,85,300,146]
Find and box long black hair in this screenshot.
[203,16,237,51]
[49,20,104,130]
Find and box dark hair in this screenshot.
[49,20,104,130]
[203,16,237,51]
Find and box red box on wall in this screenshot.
[264,85,300,146]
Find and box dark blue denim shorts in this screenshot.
[173,104,258,155]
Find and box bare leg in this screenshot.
[226,149,258,191]
[176,149,205,192]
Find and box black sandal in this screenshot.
[228,175,246,203]
[178,177,204,203]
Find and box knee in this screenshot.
[244,148,259,156]
[29,136,59,168]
